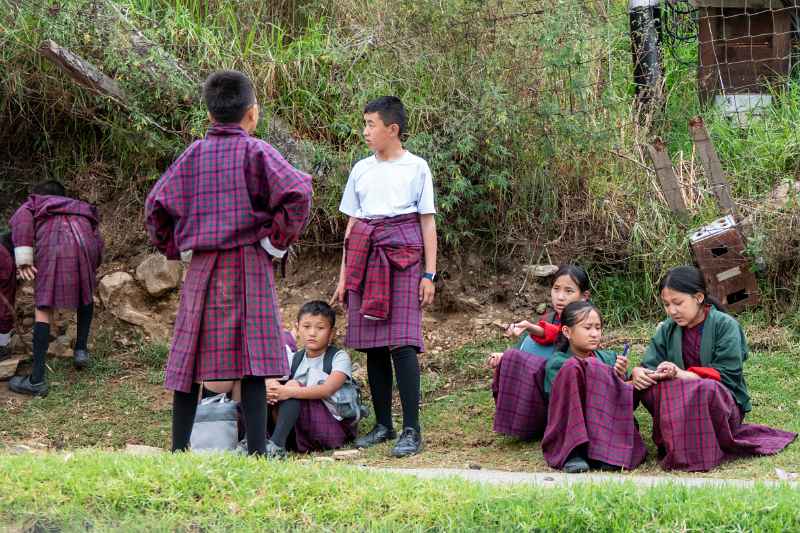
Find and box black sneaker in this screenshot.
[9,375,49,397]
[73,349,89,369]
[564,455,590,474]
[391,427,422,458]
[355,424,397,449]
[264,440,287,460]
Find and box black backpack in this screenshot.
[289,345,368,423]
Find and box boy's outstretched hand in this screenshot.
[18,265,37,282]
[419,278,435,308]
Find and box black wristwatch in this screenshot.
[423,272,438,282]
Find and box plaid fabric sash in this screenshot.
[344,213,422,320]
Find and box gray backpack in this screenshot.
[290,345,368,423]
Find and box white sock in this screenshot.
[0,332,10,347]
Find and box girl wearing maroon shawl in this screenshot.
[0,231,16,360]
[488,264,591,441]
[145,71,312,456]
[633,266,796,471]
[9,180,103,397]
[541,301,647,473]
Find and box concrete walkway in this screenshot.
[376,467,798,488]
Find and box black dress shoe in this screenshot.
[9,375,49,397]
[391,427,422,458]
[564,455,590,473]
[73,349,90,369]
[589,459,622,472]
[354,424,397,449]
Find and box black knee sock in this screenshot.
[366,348,394,429]
[74,303,93,351]
[31,321,50,384]
[391,345,421,432]
[241,376,267,455]
[171,382,200,452]
[270,399,301,448]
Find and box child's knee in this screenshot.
[203,381,234,395]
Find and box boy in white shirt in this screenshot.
[332,96,438,457]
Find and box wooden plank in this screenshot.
[645,138,688,219]
[689,116,737,215]
[38,39,126,101]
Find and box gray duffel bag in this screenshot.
[190,394,240,452]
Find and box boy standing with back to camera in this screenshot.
[332,96,438,458]
[145,70,312,456]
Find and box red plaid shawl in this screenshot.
[344,213,422,321]
[640,378,796,471]
[0,246,16,332]
[492,349,548,440]
[542,356,646,470]
[10,195,103,309]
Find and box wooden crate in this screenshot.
[689,216,759,313]
[696,4,794,102]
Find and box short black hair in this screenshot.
[297,300,336,328]
[0,231,12,254]
[364,96,407,136]
[555,301,603,353]
[202,70,256,124]
[32,180,66,197]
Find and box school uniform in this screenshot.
[274,347,358,452]
[541,350,647,470]
[145,123,312,393]
[491,311,560,440]
[10,195,103,310]
[640,306,797,471]
[340,151,435,351]
[0,244,16,337]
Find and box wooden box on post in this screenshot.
[689,215,759,313]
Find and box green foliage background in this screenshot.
[1,0,799,322]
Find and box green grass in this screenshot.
[1,451,799,532]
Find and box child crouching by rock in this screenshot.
[264,301,360,458]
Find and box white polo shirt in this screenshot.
[339,151,436,219]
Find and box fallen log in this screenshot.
[38,39,126,101]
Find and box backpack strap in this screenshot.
[323,345,340,376]
[289,348,306,379]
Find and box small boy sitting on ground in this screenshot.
[9,180,104,396]
[263,300,358,458]
[0,231,16,360]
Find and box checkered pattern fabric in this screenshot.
[542,356,647,470]
[344,213,422,321]
[491,349,548,440]
[145,124,312,260]
[164,245,289,392]
[344,214,425,351]
[0,246,16,332]
[289,398,358,452]
[639,378,797,472]
[681,322,704,368]
[147,124,312,393]
[10,195,103,310]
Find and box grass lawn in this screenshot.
[1,319,798,481]
[1,451,799,532]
